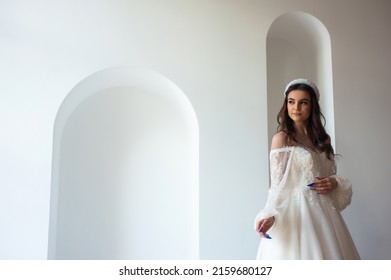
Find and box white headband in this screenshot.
[284,78,320,101]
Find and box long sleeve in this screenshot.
[254,148,293,229]
[329,163,353,211]
[326,157,353,211]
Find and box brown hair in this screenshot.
[277,83,334,159]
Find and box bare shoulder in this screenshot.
[271,131,288,150]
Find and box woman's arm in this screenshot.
[254,132,291,237]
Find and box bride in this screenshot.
[254,78,360,259]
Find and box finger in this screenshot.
[308,178,324,187]
[318,186,331,194]
[258,219,267,233]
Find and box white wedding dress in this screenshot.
[255,146,360,259]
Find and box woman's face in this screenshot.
[287,89,312,124]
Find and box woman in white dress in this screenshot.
[255,78,360,259]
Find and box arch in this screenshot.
[266,11,335,148]
[48,67,199,259]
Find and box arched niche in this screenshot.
[267,11,335,148]
[48,67,199,259]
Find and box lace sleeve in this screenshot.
[329,160,353,211]
[254,147,293,229]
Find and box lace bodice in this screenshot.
[255,146,353,228]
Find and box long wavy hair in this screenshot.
[277,83,335,159]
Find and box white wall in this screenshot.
[1,0,390,260]
[267,11,335,148]
[48,68,199,259]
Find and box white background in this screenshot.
[1,0,390,260]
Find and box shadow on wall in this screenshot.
[266,11,335,148]
[48,68,199,259]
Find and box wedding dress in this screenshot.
[254,146,360,259]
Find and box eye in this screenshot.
[288,100,295,105]
[300,101,308,105]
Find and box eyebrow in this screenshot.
[288,98,310,102]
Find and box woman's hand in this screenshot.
[256,217,275,239]
[309,176,338,194]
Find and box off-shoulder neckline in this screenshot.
[270,146,323,155]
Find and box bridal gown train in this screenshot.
[255,146,360,259]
